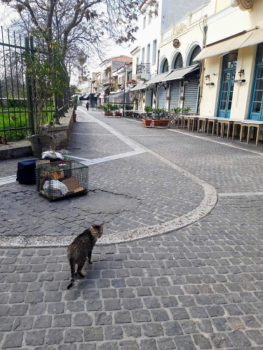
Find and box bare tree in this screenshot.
[1,0,150,65]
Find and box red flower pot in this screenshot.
[104,112,113,116]
[152,120,169,127]
[142,119,152,127]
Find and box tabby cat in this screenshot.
[67,224,103,289]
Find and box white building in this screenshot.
[131,0,209,111]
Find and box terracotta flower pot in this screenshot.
[142,119,152,127]
[73,113,77,122]
[152,120,169,127]
[104,112,113,116]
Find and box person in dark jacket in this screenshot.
[86,102,89,110]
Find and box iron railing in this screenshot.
[136,63,151,75]
[0,27,70,142]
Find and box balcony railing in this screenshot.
[136,63,151,75]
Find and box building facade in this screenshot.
[197,0,263,122]
[130,0,210,113]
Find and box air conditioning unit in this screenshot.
[231,0,254,10]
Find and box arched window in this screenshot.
[173,53,183,69]
[188,46,201,66]
[161,58,169,73]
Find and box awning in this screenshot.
[130,82,148,91]
[195,27,263,61]
[147,72,170,85]
[165,64,199,82]
[109,90,124,97]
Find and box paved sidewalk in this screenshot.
[0,107,263,349]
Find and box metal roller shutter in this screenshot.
[183,78,199,114]
[169,81,180,110]
[158,86,166,108]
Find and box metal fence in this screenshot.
[0,27,70,142]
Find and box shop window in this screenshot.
[250,44,263,120]
[161,58,169,73]
[188,46,201,66]
[173,53,183,69]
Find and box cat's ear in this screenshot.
[90,225,97,237]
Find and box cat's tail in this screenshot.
[67,258,75,289]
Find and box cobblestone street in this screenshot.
[0,106,263,349]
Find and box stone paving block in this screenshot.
[97,342,118,350]
[2,331,23,349]
[157,337,176,350]
[0,317,14,332]
[46,328,64,345]
[64,328,83,343]
[9,304,28,316]
[151,309,170,321]
[114,311,132,324]
[84,327,104,342]
[34,315,52,329]
[95,312,112,326]
[53,314,72,327]
[13,316,34,331]
[142,323,164,337]
[47,302,65,314]
[163,321,183,336]
[25,330,46,346]
[73,313,93,326]
[105,325,123,340]
[193,334,212,349]
[118,340,139,350]
[103,299,121,311]
[132,309,152,323]
[174,335,196,350]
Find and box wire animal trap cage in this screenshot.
[36,160,88,200]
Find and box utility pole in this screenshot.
[122,64,127,118]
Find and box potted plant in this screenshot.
[152,108,169,127]
[142,106,152,127]
[182,107,191,115]
[168,107,181,128]
[25,31,68,157]
[125,104,133,117]
[102,103,114,116]
[113,105,122,116]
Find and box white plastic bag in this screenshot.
[43,180,69,198]
[42,151,64,160]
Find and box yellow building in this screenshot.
[197,0,263,122]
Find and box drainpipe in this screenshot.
[198,21,208,114]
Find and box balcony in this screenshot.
[136,63,151,80]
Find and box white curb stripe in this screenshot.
[219,192,263,197]
[0,175,16,186]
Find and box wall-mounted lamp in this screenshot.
[238,69,245,77]
[205,82,215,86]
